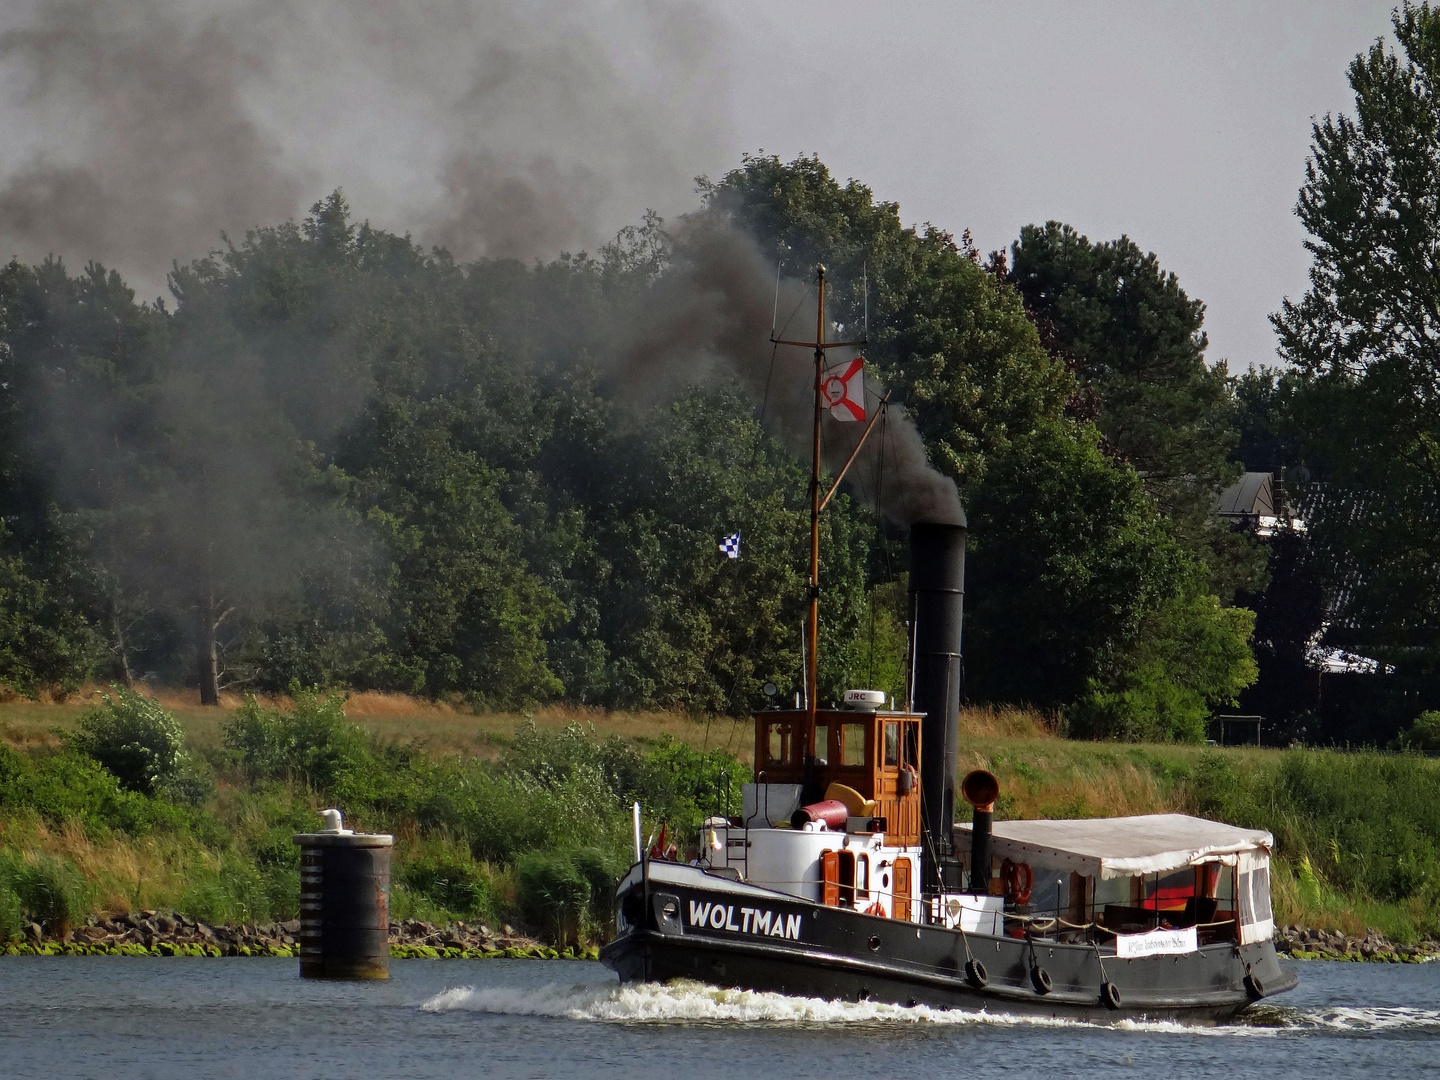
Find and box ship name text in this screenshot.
[687,900,802,940]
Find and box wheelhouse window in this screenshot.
[813,722,830,765]
[840,722,866,766]
[902,721,919,769]
[766,722,794,767]
[882,722,899,768]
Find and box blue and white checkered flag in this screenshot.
[718,531,741,559]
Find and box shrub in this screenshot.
[399,850,495,919]
[0,744,183,834]
[1395,711,1440,756]
[0,853,23,941]
[11,853,91,935]
[71,687,187,794]
[570,846,623,929]
[178,857,272,925]
[224,689,372,794]
[516,850,590,945]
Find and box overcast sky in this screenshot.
[0,1,1402,371]
[716,1,1398,371]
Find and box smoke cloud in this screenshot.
[0,0,732,293]
[618,220,965,528]
[0,0,961,529]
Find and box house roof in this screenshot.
[955,813,1273,879]
[1215,472,1274,518]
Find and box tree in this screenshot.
[703,154,1073,488]
[1009,223,1265,601]
[1272,2,1440,662]
[964,422,1256,740]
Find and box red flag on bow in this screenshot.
[820,357,865,422]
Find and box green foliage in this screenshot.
[1192,750,1440,905]
[0,743,183,834]
[1395,711,1440,756]
[399,848,496,919]
[177,856,275,926]
[502,721,749,836]
[515,846,622,945]
[964,422,1185,706]
[1008,222,1265,602]
[705,153,1071,489]
[0,851,92,934]
[223,689,371,792]
[1075,594,1258,742]
[1272,3,1440,657]
[0,523,102,697]
[70,687,187,795]
[965,423,1256,734]
[833,581,909,704]
[0,879,20,942]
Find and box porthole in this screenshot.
[881,874,890,888]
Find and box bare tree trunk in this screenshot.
[112,612,134,689]
[197,594,220,706]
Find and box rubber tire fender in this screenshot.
[1244,971,1266,999]
[964,958,988,988]
[1031,966,1053,995]
[1100,981,1122,1010]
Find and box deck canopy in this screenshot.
[955,813,1272,880]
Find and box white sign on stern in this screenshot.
[1114,926,1198,959]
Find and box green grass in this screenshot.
[2,693,1438,944]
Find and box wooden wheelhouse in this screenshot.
[753,708,923,846]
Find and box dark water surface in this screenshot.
[1,956,1437,1079]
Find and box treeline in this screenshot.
[0,155,1272,739]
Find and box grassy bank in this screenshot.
[0,688,746,948]
[1,691,1438,949]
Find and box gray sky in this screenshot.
[717,1,1398,371]
[0,1,1401,370]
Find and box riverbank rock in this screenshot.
[0,910,600,960]
[1274,923,1440,963]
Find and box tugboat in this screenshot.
[600,266,1296,1023]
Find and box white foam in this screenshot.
[1294,1006,1440,1032]
[422,980,1440,1037]
[419,980,1264,1032]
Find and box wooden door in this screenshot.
[821,849,840,907]
[893,857,912,921]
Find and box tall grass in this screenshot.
[4,690,1439,943]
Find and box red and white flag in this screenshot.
[820,357,865,422]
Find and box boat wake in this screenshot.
[1281,1005,1440,1032]
[421,979,1084,1026]
[421,980,1440,1037]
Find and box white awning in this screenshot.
[955,813,1272,880]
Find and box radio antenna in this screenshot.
[862,261,869,343]
[771,260,782,337]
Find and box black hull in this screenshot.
[601,866,1297,1025]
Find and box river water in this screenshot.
[1,957,1436,1079]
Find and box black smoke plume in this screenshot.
[0,0,732,293]
[619,220,965,528]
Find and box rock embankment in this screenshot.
[0,910,599,960]
[1275,924,1439,963]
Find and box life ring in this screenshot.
[1001,858,1033,905]
[865,900,888,918]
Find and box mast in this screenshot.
[807,266,826,756]
[770,264,874,765]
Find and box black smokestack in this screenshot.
[909,520,967,868]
